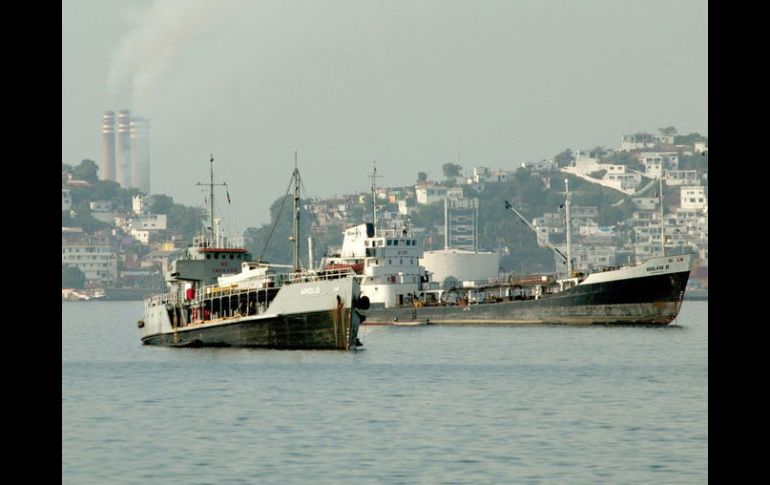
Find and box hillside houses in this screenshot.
[64,125,707,290]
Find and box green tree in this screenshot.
[62,210,73,226]
[244,195,319,265]
[71,201,110,233]
[659,126,678,137]
[673,132,707,145]
[588,169,607,179]
[553,149,574,167]
[442,163,461,178]
[73,159,99,184]
[409,201,444,233]
[168,204,206,239]
[62,265,86,289]
[417,171,428,182]
[151,194,175,214]
[89,180,122,202]
[678,153,708,173]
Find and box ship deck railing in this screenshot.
[191,234,246,250]
[144,268,356,309]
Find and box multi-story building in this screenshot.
[631,197,659,211]
[665,170,698,186]
[470,167,509,184]
[620,133,657,151]
[521,159,556,172]
[129,214,167,231]
[602,165,642,192]
[415,183,462,205]
[639,152,678,178]
[445,196,479,251]
[61,231,118,286]
[680,185,707,210]
[89,200,114,224]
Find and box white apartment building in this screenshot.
[129,214,167,231]
[631,197,659,211]
[620,133,657,151]
[471,167,509,183]
[62,239,118,285]
[415,184,463,205]
[665,170,698,186]
[521,159,556,172]
[639,152,679,178]
[130,229,151,245]
[90,200,115,224]
[680,185,707,210]
[570,150,601,175]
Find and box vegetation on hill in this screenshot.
[674,133,707,145]
[243,195,343,267]
[679,152,708,179]
[442,163,462,178]
[601,151,644,171]
[405,167,645,274]
[62,159,206,240]
[62,265,85,289]
[553,149,574,168]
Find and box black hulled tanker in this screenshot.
[360,253,692,325]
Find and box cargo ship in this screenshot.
[320,176,692,326]
[137,156,365,349]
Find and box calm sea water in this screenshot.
[62,301,707,484]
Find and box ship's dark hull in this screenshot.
[363,270,690,325]
[142,309,357,349]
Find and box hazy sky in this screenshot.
[62,0,707,231]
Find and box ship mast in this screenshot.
[370,161,380,236]
[565,178,573,276]
[292,151,301,271]
[196,154,227,245]
[659,176,665,257]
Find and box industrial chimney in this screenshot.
[100,111,116,182]
[115,109,132,188]
[130,117,150,193]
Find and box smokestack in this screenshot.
[115,109,132,188]
[130,116,150,193]
[100,111,116,181]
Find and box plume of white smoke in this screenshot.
[107,0,246,109]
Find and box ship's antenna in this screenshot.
[196,154,228,244]
[371,161,377,234]
[565,178,573,276]
[292,151,301,271]
[659,176,665,257]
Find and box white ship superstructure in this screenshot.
[322,223,427,308]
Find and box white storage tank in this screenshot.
[421,249,500,284]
